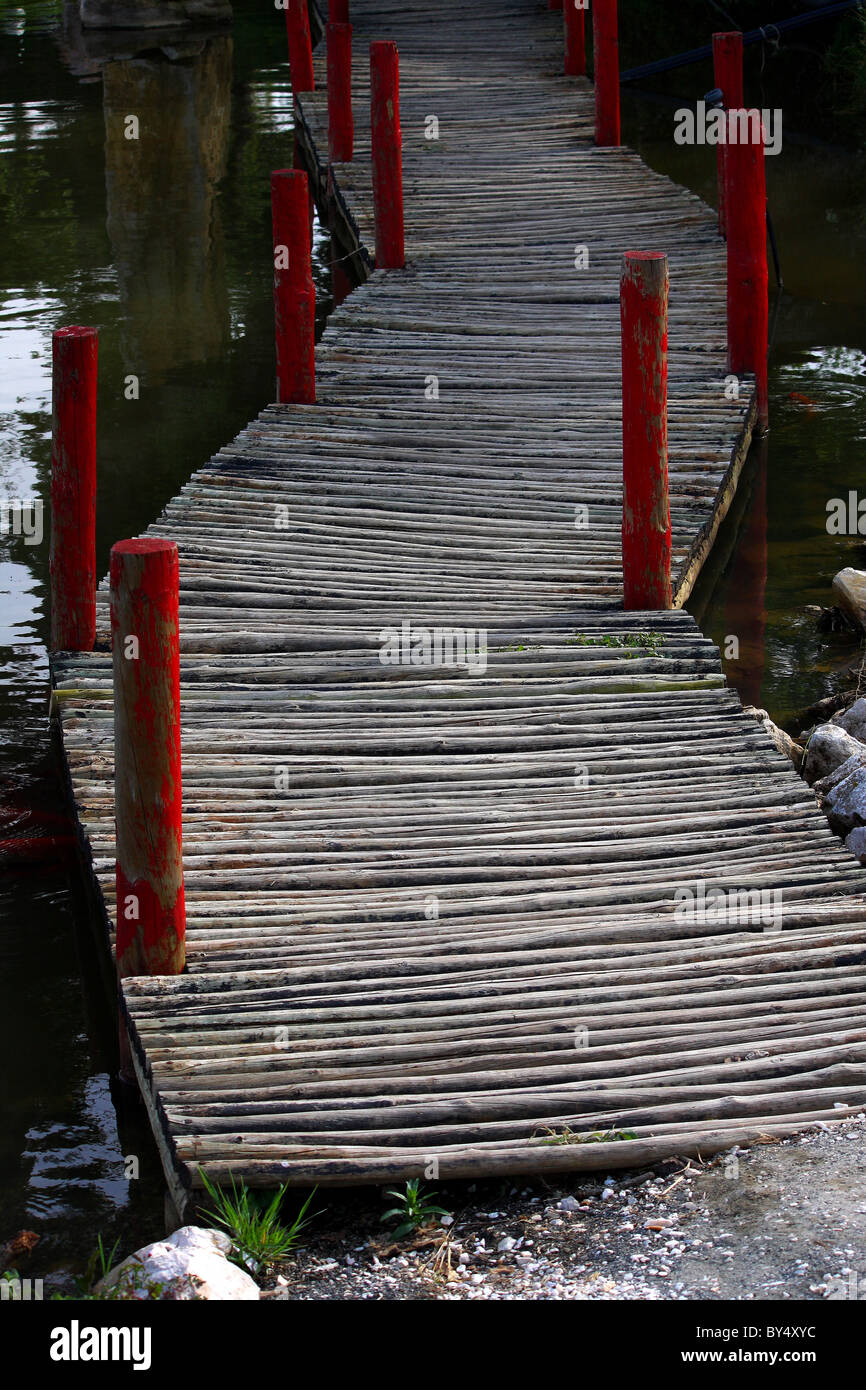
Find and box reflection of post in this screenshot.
[102,35,232,382]
[723,439,768,707]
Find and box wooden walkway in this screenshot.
[53,0,866,1210]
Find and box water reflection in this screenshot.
[103,37,232,379]
[0,0,334,1289]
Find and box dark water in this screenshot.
[0,0,334,1291]
[1,4,864,1289]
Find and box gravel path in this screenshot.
[262,1115,866,1300]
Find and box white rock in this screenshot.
[844,826,866,862]
[97,1226,260,1301]
[832,697,866,742]
[802,723,865,785]
[833,568,866,630]
[558,1196,580,1211]
[497,1237,516,1252]
[816,757,866,834]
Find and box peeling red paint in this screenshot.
[620,251,671,611]
[327,22,354,164]
[111,538,185,979]
[285,0,314,94]
[271,168,316,405]
[592,0,620,146]
[725,112,769,427]
[50,327,97,653]
[564,0,586,77]
[370,41,405,269]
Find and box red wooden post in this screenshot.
[725,111,769,427]
[620,252,671,610]
[329,0,349,20]
[712,31,744,238]
[285,0,314,94]
[111,538,185,980]
[370,40,405,269]
[50,326,98,653]
[271,167,316,403]
[564,0,587,77]
[327,21,354,163]
[592,0,620,146]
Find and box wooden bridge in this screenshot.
[52,0,866,1215]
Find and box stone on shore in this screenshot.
[831,696,866,743]
[80,0,232,29]
[96,1226,260,1300]
[813,753,866,836]
[832,568,866,631]
[801,722,865,785]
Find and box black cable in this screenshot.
[620,0,864,84]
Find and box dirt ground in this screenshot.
[262,1115,866,1301]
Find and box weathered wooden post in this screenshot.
[564,0,587,77]
[271,167,316,403]
[111,537,185,983]
[620,252,671,609]
[327,21,354,163]
[712,31,743,238]
[50,326,98,653]
[330,0,349,20]
[370,40,405,269]
[285,0,314,93]
[725,110,769,427]
[592,0,620,146]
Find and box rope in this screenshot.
[620,0,864,84]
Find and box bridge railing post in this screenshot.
[329,0,349,20]
[564,0,587,77]
[111,537,185,982]
[370,40,405,269]
[592,0,620,145]
[620,252,671,610]
[712,31,744,238]
[271,167,316,403]
[725,110,769,428]
[285,0,315,93]
[50,326,98,653]
[327,21,354,163]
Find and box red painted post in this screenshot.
[620,252,671,610]
[329,0,349,20]
[271,167,316,403]
[50,326,98,653]
[370,41,405,269]
[111,538,185,981]
[592,0,620,146]
[725,110,769,427]
[327,21,354,163]
[285,0,314,94]
[564,0,587,77]
[712,31,744,238]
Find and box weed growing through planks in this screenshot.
[535,1126,638,1146]
[568,632,665,657]
[380,1179,451,1239]
[199,1170,317,1274]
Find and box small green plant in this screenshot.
[568,632,665,655]
[50,1235,127,1300]
[536,1126,638,1146]
[380,1179,451,1239]
[198,1170,316,1274]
